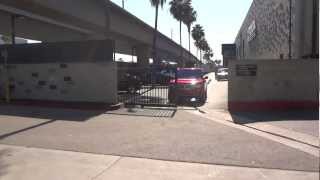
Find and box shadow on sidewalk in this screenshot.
[0,105,108,141]
[0,148,11,178]
[230,110,319,124]
[0,119,58,140]
[0,105,106,122]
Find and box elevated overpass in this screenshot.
[0,0,199,66]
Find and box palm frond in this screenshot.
[150,0,167,8]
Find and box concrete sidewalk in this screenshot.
[0,144,318,180]
[197,108,319,148]
[199,72,319,148]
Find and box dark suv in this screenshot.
[169,68,208,105]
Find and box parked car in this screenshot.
[169,68,208,105]
[158,69,176,84]
[150,67,176,85]
[216,68,228,81]
[118,72,143,94]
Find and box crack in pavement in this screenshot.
[91,156,122,180]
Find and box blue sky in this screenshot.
[110,0,252,60]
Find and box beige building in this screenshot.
[235,0,319,60]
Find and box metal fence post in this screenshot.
[1,49,10,103]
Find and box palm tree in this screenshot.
[0,35,11,44]
[169,0,191,66]
[198,38,208,63]
[191,24,205,43]
[191,24,205,61]
[182,6,197,61]
[150,0,167,64]
[203,48,213,64]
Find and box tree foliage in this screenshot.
[191,24,205,43]
[149,0,167,8]
[1,35,11,44]
[182,5,196,32]
[169,0,191,22]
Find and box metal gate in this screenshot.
[118,66,177,107]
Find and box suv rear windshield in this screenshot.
[218,68,228,73]
[177,69,202,78]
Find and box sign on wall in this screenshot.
[247,20,256,42]
[236,64,257,76]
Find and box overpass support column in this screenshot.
[136,45,150,67]
[177,59,183,67]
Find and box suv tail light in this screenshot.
[170,79,176,83]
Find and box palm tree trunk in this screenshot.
[188,32,191,53]
[179,20,183,67]
[179,20,182,47]
[152,5,159,64]
[188,28,191,63]
[197,48,199,60]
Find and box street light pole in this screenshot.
[11,15,16,45]
[311,0,318,58]
[122,0,124,8]
[1,50,10,103]
[288,0,292,59]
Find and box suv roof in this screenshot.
[177,68,203,71]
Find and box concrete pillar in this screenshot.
[136,45,150,67]
[176,58,183,67]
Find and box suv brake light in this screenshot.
[176,78,204,84]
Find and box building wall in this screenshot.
[235,0,319,60]
[222,44,236,67]
[228,59,319,111]
[0,62,118,104]
[297,0,319,58]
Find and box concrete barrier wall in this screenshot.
[0,62,118,106]
[0,40,114,64]
[228,59,319,111]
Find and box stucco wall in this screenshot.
[0,62,118,104]
[235,0,318,60]
[228,59,319,111]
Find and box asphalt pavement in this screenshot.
[0,105,318,172]
[204,73,228,110]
